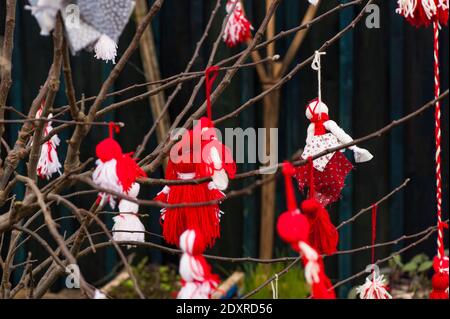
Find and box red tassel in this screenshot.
[116,153,146,193]
[397,0,449,27]
[223,0,253,47]
[300,198,338,255]
[309,258,336,299]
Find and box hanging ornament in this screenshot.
[35,106,62,180]
[298,158,338,255]
[276,162,310,251]
[295,51,373,207]
[177,229,220,299]
[26,0,135,63]
[356,204,392,299]
[223,0,253,47]
[112,183,146,247]
[430,254,449,299]
[397,0,449,300]
[93,123,146,208]
[276,162,335,299]
[396,0,449,27]
[25,0,64,36]
[155,66,236,248]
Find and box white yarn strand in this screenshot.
[271,274,279,299]
[311,50,327,103]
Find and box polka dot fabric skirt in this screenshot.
[295,152,353,207]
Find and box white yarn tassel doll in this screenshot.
[35,108,62,180]
[112,185,145,247]
[295,99,374,207]
[112,183,146,247]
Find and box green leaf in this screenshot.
[403,262,418,272]
[393,255,403,267]
[410,254,428,264]
[418,261,433,272]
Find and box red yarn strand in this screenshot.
[308,157,315,198]
[205,66,220,121]
[282,161,297,212]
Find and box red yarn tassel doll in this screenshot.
[155,66,236,248]
[155,119,236,248]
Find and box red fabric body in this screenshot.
[295,152,353,207]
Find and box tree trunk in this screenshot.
[135,0,170,165]
[259,83,280,259]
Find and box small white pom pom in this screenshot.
[308,0,319,6]
[94,34,118,64]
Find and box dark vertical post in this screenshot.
[338,0,354,298]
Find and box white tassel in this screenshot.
[396,0,417,18]
[92,159,122,208]
[94,34,118,64]
[36,113,62,180]
[177,282,210,299]
[421,0,438,20]
[356,273,392,299]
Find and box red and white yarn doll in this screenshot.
[223,0,253,47]
[112,182,146,247]
[177,229,220,299]
[396,0,448,27]
[356,204,392,299]
[155,67,236,248]
[276,162,335,299]
[93,123,146,208]
[397,1,449,300]
[35,106,62,180]
[295,98,373,207]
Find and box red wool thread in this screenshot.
[205,66,220,121]
[276,161,310,248]
[356,204,392,299]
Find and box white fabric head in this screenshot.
[305,100,329,119]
